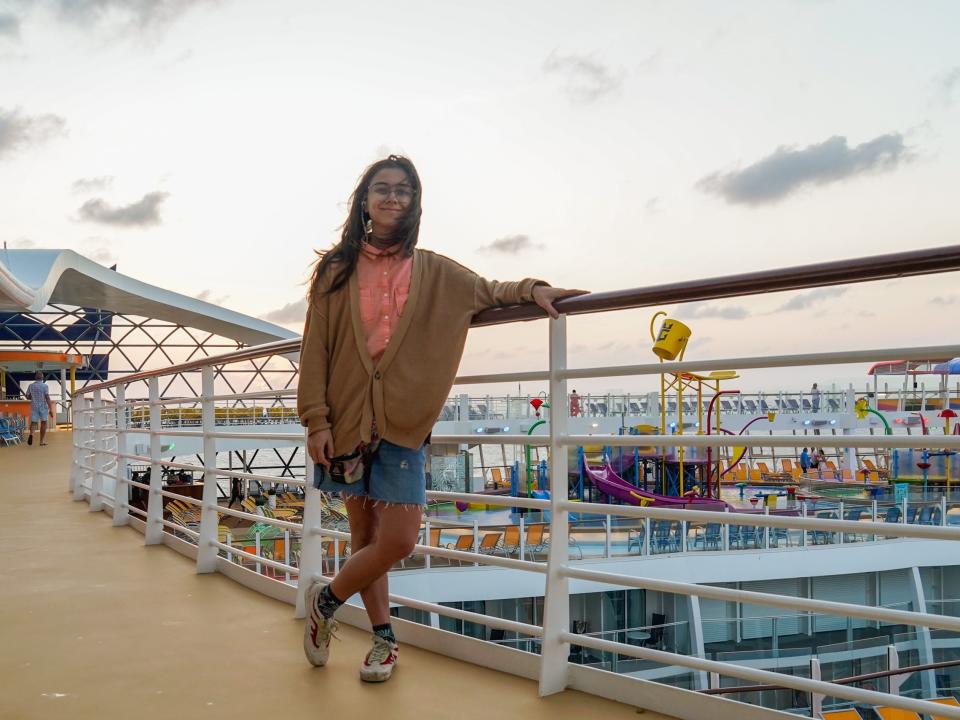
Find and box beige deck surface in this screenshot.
[0,431,674,720]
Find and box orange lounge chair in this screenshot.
[928,696,960,720]
[820,710,864,720]
[875,708,920,720]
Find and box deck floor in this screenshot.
[0,431,672,720]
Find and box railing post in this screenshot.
[112,383,130,526]
[941,496,948,526]
[604,514,611,558]
[764,506,770,549]
[810,657,823,718]
[89,389,105,512]
[144,377,164,545]
[801,503,808,547]
[473,518,480,566]
[424,520,432,569]
[538,314,570,696]
[196,365,220,573]
[838,501,844,545]
[888,645,904,695]
[519,516,525,561]
[909,566,936,697]
[72,395,91,501]
[295,427,327,618]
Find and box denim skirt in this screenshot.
[313,439,426,506]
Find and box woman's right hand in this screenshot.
[307,428,334,468]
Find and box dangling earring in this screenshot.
[360,201,372,247]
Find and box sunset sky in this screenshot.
[2,0,958,395]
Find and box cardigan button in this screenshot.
[374,371,381,380]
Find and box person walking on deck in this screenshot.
[26,371,54,446]
[297,155,585,683]
[811,383,821,413]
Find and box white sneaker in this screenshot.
[303,581,338,667]
[360,634,399,682]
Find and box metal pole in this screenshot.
[144,377,164,545]
[294,425,328,618]
[112,383,130,527]
[89,389,105,512]
[538,315,571,696]
[196,365,220,573]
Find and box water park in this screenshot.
[425,312,960,532]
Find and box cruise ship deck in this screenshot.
[0,432,669,720]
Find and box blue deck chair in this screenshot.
[0,418,22,445]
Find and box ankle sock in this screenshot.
[316,584,345,619]
[372,623,396,645]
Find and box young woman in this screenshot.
[297,155,584,682]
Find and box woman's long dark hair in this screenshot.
[308,155,422,304]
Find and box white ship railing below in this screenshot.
[69,245,960,720]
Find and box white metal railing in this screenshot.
[68,264,960,719]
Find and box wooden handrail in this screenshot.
[76,243,960,394]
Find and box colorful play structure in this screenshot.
[576,311,781,509]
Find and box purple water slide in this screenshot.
[583,458,729,510]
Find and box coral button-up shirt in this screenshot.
[356,243,413,366]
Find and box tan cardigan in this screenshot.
[297,248,546,456]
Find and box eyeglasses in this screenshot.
[367,183,416,203]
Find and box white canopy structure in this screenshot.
[0,248,297,346]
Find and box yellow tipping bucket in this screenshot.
[765,494,777,508]
[652,318,692,361]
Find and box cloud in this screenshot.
[77,191,169,227]
[674,302,749,320]
[542,51,624,103]
[0,13,20,39]
[776,286,847,312]
[195,288,229,305]
[7,238,35,248]
[697,133,911,205]
[478,234,543,255]
[88,247,116,264]
[938,66,960,107]
[931,295,958,306]
[261,298,307,325]
[72,176,114,193]
[0,107,67,160]
[51,0,218,30]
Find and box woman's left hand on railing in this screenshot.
[532,286,589,320]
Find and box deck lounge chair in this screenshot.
[445,534,476,564]
[928,697,960,720]
[875,707,920,720]
[629,401,642,413]
[820,710,864,720]
[697,523,722,550]
[0,418,22,445]
[478,532,502,555]
[498,525,521,555]
[627,526,644,553]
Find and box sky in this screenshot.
[1,0,958,397]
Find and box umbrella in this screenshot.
[933,358,960,374]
